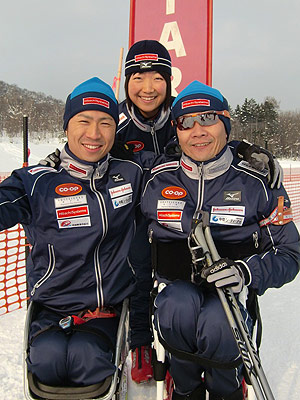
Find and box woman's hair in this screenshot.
[124,71,172,113]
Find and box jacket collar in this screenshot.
[60,144,110,180]
[180,145,233,180]
[127,104,170,132]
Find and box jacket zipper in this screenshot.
[193,164,205,220]
[150,123,160,155]
[31,244,55,296]
[90,171,108,308]
[253,231,259,248]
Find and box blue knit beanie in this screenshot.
[125,40,172,76]
[63,77,118,130]
[172,80,231,136]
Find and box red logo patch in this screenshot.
[127,140,145,152]
[83,97,109,108]
[181,99,210,109]
[157,211,182,220]
[55,183,82,196]
[61,220,72,227]
[135,53,158,62]
[161,186,187,199]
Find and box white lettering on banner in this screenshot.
[54,195,87,208]
[210,214,244,227]
[171,67,182,96]
[160,22,186,58]
[166,0,175,14]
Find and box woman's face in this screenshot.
[128,71,167,119]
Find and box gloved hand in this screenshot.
[110,140,135,160]
[236,140,283,189]
[39,148,61,169]
[201,258,250,294]
[165,140,182,158]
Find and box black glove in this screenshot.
[165,141,182,158]
[201,258,250,294]
[110,140,135,161]
[39,148,61,169]
[236,140,283,189]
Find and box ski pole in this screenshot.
[152,281,167,400]
[191,218,275,400]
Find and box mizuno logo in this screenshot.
[140,61,152,69]
[223,191,242,202]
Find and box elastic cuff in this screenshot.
[236,260,252,286]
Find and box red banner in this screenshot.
[129,0,213,96]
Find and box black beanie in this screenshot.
[125,40,172,76]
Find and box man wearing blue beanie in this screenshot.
[141,80,300,399]
[0,76,153,389]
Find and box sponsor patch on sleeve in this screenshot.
[259,196,293,226]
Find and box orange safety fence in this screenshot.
[0,170,300,316]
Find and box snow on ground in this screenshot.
[0,140,300,399]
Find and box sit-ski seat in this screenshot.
[23,298,129,400]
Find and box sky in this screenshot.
[1,0,300,112]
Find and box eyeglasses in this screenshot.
[173,110,230,131]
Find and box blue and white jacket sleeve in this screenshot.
[244,185,300,295]
[0,170,31,230]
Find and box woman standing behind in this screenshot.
[116,40,176,384]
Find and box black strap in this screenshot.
[30,324,115,351]
[157,333,242,370]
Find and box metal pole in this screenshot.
[192,221,275,399]
[115,47,124,102]
[22,115,29,168]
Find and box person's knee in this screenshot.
[67,332,115,385]
[28,331,68,385]
[156,281,202,312]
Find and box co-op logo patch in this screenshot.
[55,183,82,196]
[161,186,187,199]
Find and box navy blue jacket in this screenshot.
[0,145,145,314]
[116,100,176,155]
[141,145,300,295]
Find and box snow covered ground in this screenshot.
[0,139,300,399]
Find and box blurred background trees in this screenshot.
[1,80,300,158]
